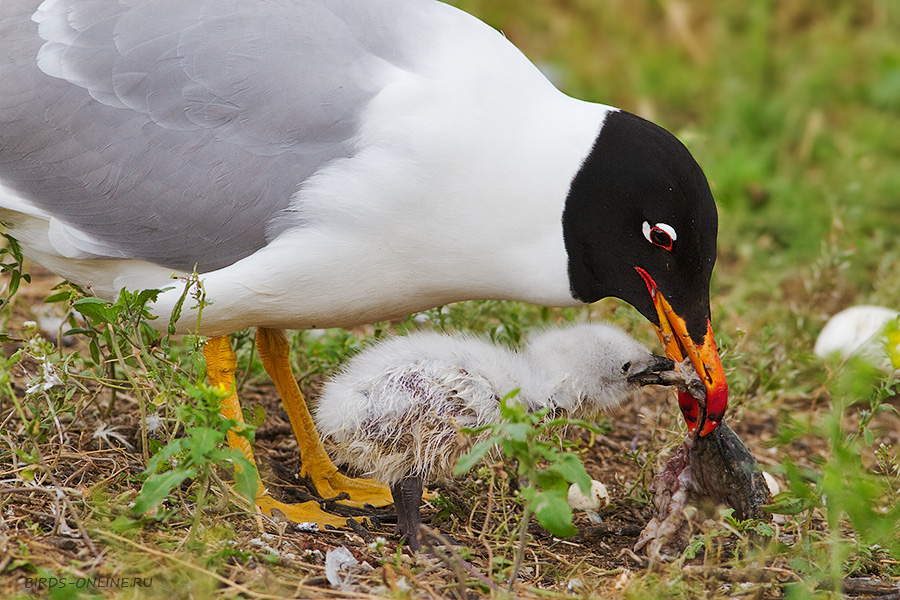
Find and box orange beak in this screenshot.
[635,267,728,436]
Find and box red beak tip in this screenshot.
[698,419,721,437]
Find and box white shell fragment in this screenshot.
[567,479,610,522]
[567,479,610,511]
[325,546,359,590]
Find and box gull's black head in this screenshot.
[562,109,727,436]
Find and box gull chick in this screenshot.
[315,323,674,550]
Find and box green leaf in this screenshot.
[545,417,605,435]
[43,290,72,303]
[61,327,94,336]
[549,452,592,495]
[132,467,194,515]
[144,437,189,473]
[8,270,21,295]
[766,494,815,516]
[231,453,259,502]
[532,488,578,538]
[244,404,268,429]
[459,424,493,436]
[147,437,163,456]
[73,297,119,324]
[188,426,222,462]
[168,286,188,335]
[498,391,524,418]
[454,439,495,475]
[134,287,165,307]
[682,537,705,560]
[88,339,101,364]
[535,469,569,493]
[500,423,531,443]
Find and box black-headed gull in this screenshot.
[0,0,727,526]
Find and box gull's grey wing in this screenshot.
[0,0,421,271]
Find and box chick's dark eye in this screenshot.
[621,361,631,373]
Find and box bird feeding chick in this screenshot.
[315,323,676,551]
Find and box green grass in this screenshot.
[2,1,900,599]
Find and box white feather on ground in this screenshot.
[314,323,666,486]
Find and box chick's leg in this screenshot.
[391,476,424,552]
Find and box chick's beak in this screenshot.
[626,354,676,385]
[635,267,728,436]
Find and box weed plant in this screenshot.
[455,392,599,586]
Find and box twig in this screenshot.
[420,524,499,592]
[103,359,118,418]
[202,470,231,513]
[46,481,98,556]
[1,454,99,557]
[0,486,65,496]
[617,547,649,568]
[837,578,900,597]
[392,562,443,600]
[682,565,782,583]
[581,522,644,537]
[62,458,94,488]
[476,537,496,587]
[684,568,900,599]
[480,472,494,541]
[595,434,630,453]
[420,526,469,599]
[237,334,257,392]
[81,466,134,496]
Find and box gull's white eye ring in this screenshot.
[642,221,676,251]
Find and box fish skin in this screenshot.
[689,420,772,521]
[635,375,772,558]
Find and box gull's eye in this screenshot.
[621,361,631,373]
[642,221,677,251]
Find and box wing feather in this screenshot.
[0,0,428,271]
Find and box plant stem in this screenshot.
[508,505,531,591]
[107,323,150,465]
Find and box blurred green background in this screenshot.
[449,0,900,398]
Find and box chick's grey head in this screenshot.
[525,323,670,415]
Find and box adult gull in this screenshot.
[0,0,728,527]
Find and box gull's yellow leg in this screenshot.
[256,327,393,508]
[203,335,349,528]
